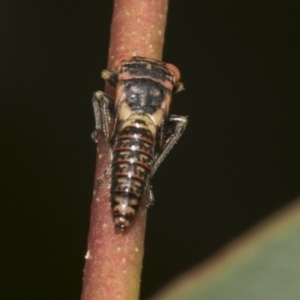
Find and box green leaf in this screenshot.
[151,199,300,300]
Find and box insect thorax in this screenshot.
[118,57,176,86]
[124,78,170,113]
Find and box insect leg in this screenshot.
[92,91,114,185]
[151,115,188,177]
[91,91,114,153]
[145,184,155,207]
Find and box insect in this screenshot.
[92,56,187,230]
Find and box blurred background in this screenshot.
[1,1,299,299]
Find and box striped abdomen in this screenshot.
[111,118,155,230]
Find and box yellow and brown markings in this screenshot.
[93,56,185,230]
[111,119,155,230]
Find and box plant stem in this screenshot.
[81,1,168,299]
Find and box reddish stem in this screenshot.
[81,1,168,299]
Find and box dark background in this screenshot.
[1,1,300,299]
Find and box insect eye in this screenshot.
[113,56,132,71]
[165,63,181,82]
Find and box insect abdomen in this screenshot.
[111,119,155,230]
